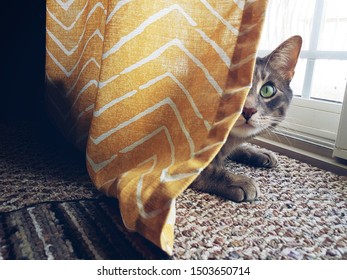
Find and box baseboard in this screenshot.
[251,134,347,177]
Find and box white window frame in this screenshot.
[258,0,347,150]
[333,85,347,160]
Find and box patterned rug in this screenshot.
[1,121,346,259]
[0,121,168,260]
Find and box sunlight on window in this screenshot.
[318,0,347,51]
[259,0,347,103]
[311,60,347,102]
[259,0,314,51]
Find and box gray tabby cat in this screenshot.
[191,35,302,202]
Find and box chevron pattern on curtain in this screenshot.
[45,0,267,255]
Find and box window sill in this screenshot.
[251,131,347,177]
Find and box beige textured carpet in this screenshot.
[175,155,347,259]
[1,121,346,259]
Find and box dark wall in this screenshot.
[0,1,46,120]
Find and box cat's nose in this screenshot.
[242,107,257,121]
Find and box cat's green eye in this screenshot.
[260,83,276,98]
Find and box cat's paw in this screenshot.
[225,175,260,202]
[229,146,278,168]
[257,150,278,168]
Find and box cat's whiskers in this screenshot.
[263,126,295,147]
[278,115,300,124]
[263,127,277,140]
[251,116,292,145]
[254,116,274,129]
[256,115,297,147]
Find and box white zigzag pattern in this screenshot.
[47,3,231,98]
[99,38,223,95]
[87,153,117,173]
[194,141,225,156]
[66,55,101,96]
[195,29,231,67]
[88,127,224,182]
[102,4,197,60]
[136,156,173,219]
[136,156,172,219]
[46,26,103,57]
[69,79,98,113]
[123,39,223,95]
[87,126,174,173]
[50,37,221,126]
[100,154,175,231]
[103,4,230,68]
[200,0,239,35]
[90,138,223,192]
[46,29,103,76]
[90,97,195,158]
[46,2,106,58]
[49,69,212,139]
[95,71,210,129]
[160,167,203,183]
[139,72,210,129]
[60,37,220,133]
[120,126,175,163]
[83,68,217,172]
[88,100,226,176]
[47,1,106,31]
[93,89,137,117]
[48,1,246,185]
[106,0,133,24]
[55,0,74,11]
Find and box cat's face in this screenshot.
[230,36,302,139]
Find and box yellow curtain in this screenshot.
[45,0,268,255]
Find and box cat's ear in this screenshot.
[265,35,302,81]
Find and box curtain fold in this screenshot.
[45,0,268,255]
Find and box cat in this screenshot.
[190,35,302,202]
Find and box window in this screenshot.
[257,0,347,149]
